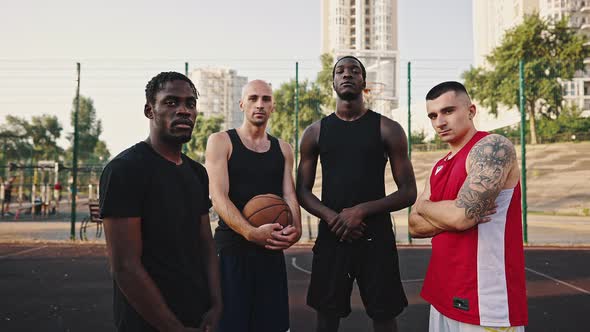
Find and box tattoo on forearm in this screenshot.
[456,135,516,220]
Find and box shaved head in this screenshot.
[241,80,272,101]
[426,81,471,105]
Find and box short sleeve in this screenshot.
[194,162,212,216]
[99,159,144,218]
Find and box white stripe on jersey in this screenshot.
[477,188,514,326]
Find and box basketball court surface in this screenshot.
[1,243,588,331]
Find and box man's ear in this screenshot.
[144,103,154,119]
[468,103,476,120]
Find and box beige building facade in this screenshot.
[190,68,247,130]
[539,0,590,113]
[322,0,399,115]
[474,0,590,114]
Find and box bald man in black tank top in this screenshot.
[297,56,417,332]
[205,80,302,332]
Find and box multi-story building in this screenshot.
[321,0,399,115]
[539,0,590,113]
[190,68,247,130]
[474,0,590,115]
[472,0,538,131]
[473,0,539,67]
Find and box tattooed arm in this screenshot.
[416,134,517,232]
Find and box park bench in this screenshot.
[79,201,103,240]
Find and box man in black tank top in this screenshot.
[297,56,417,332]
[205,80,302,332]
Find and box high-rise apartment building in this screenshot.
[473,0,539,67]
[190,68,248,130]
[474,0,590,114]
[321,0,399,114]
[471,0,536,132]
[539,0,590,112]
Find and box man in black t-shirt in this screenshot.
[297,56,417,332]
[99,72,221,332]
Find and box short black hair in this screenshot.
[145,72,198,105]
[332,55,367,81]
[426,81,470,100]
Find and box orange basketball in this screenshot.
[242,194,292,227]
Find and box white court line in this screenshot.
[291,257,312,274]
[291,257,424,283]
[525,267,590,295]
[0,245,47,259]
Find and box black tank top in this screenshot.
[318,110,393,244]
[214,129,285,252]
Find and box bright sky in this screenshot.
[0,0,472,157]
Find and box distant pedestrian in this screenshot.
[2,176,15,216]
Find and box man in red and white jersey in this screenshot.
[409,81,528,331]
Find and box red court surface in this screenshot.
[0,243,588,331]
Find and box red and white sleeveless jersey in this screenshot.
[420,131,528,326]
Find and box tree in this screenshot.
[29,115,63,160]
[93,141,111,163]
[410,130,427,145]
[186,114,224,162]
[67,95,110,163]
[462,14,589,144]
[316,53,336,112]
[0,116,32,162]
[270,79,325,145]
[0,115,64,163]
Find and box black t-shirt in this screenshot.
[99,142,212,331]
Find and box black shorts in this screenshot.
[218,248,290,332]
[3,191,11,203]
[307,238,408,320]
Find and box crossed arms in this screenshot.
[409,134,518,238]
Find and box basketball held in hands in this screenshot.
[242,194,292,227]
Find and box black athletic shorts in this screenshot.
[218,248,290,332]
[307,238,408,320]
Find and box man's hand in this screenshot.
[473,203,498,225]
[265,225,301,250]
[198,303,222,332]
[246,223,284,247]
[328,206,367,241]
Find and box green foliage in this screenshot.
[491,105,590,143]
[186,114,224,161]
[462,14,589,144]
[67,95,110,164]
[270,79,324,145]
[0,114,63,162]
[316,53,336,112]
[410,130,427,145]
[537,105,590,141]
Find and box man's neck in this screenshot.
[145,135,182,165]
[335,98,367,121]
[238,123,268,141]
[448,127,478,157]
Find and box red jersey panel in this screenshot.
[420,131,528,327]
